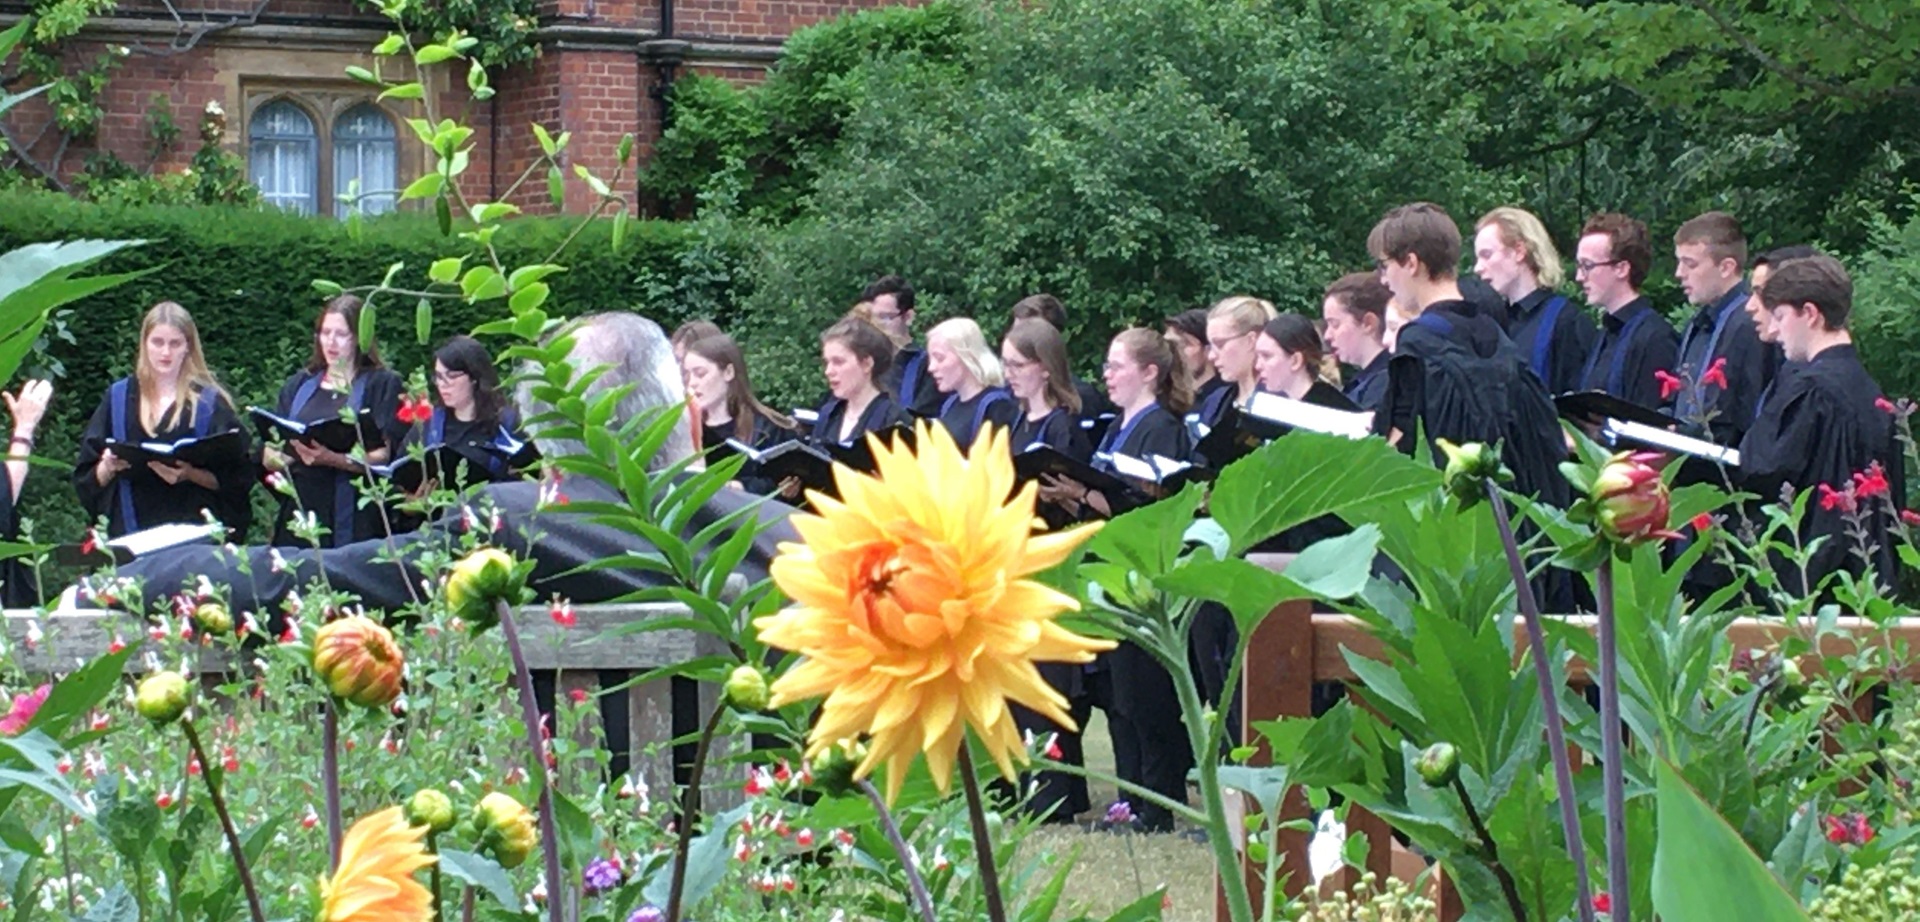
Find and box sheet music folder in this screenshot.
[1555,390,1674,429]
[732,425,915,498]
[92,430,246,469]
[248,407,381,454]
[1601,418,1741,467]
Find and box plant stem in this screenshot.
[1596,557,1630,922]
[1486,485,1596,922]
[461,886,475,922]
[181,721,266,922]
[1163,623,1256,922]
[1030,756,1209,825]
[427,831,443,922]
[1451,776,1528,922]
[57,817,76,916]
[858,779,937,922]
[664,696,728,922]
[957,746,1009,922]
[494,598,564,922]
[323,697,343,870]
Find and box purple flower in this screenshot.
[1105,800,1134,825]
[583,857,623,895]
[627,908,663,922]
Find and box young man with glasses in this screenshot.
[1671,211,1779,445]
[861,274,944,418]
[1571,212,1679,409]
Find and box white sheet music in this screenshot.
[1603,418,1741,467]
[1245,392,1373,439]
[107,522,221,558]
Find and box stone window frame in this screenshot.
[241,85,419,219]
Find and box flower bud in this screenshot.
[1591,452,1678,545]
[406,788,456,833]
[192,601,233,636]
[471,791,538,869]
[136,672,191,726]
[312,616,406,710]
[445,547,519,630]
[1416,742,1459,788]
[724,664,770,712]
[807,737,868,798]
[1437,439,1504,506]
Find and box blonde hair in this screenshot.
[927,317,1005,389]
[1206,295,1278,336]
[1475,206,1566,289]
[134,301,229,433]
[843,300,877,324]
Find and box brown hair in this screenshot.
[1475,206,1566,288]
[135,301,230,433]
[1674,211,1747,269]
[1003,318,1081,414]
[306,294,385,374]
[1114,327,1192,415]
[1367,202,1461,279]
[820,318,896,392]
[685,333,795,442]
[1010,293,1068,331]
[672,319,723,352]
[1762,253,1852,330]
[1324,272,1392,327]
[1580,212,1654,289]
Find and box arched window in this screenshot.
[248,100,318,215]
[334,104,398,218]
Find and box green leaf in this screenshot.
[1099,886,1169,922]
[1652,759,1811,922]
[378,81,425,101]
[414,297,432,346]
[643,803,751,910]
[414,44,456,65]
[507,264,566,290]
[81,884,135,922]
[467,59,488,94]
[469,202,520,224]
[1216,764,1291,816]
[508,282,549,313]
[611,209,629,253]
[532,123,557,157]
[357,298,377,354]
[1210,432,1437,555]
[435,195,452,236]
[1086,484,1204,581]
[440,848,518,906]
[30,644,132,738]
[344,65,382,87]
[427,257,462,284]
[400,172,444,201]
[547,166,565,209]
[372,33,404,55]
[572,163,612,197]
[549,787,596,869]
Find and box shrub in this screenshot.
[1846,192,1920,402]
[0,191,751,545]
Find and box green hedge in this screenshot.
[0,191,750,547]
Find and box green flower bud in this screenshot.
[135,672,192,726]
[445,547,518,631]
[1416,742,1459,788]
[406,788,456,833]
[807,737,868,798]
[192,602,233,636]
[471,791,538,869]
[1437,440,1504,507]
[724,664,771,712]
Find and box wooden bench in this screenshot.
[1220,600,1915,921]
[1,602,729,795]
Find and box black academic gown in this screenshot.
[1012,406,1092,533]
[703,410,800,496]
[1507,287,1599,396]
[1389,300,1570,508]
[1089,402,1193,830]
[73,383,253,540]
[268,367,406,548]
[1738,345,1902,597]
[400,407,534,492]
[0,473,36,607]
[1673,282,1779,447]
[936,387,1021,451]
[810,392,910,446]
[1344,352,1391,414]
[1577,297,1680,409]
[884,344,944,419]
[1075,378,1116,422]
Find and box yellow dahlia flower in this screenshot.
[318,806,436,922]
[755,421,1112,801]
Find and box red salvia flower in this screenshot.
[1700,356,1729,390]
[550,597,576,628]
[1852,462,1890,500]
[1818,483,1858,514]
[1593,892,1612,914]
[1654,369,1684,401]
[1876,396,1899,415]
[1690,512,1713,532]
[1902,509,1920,527]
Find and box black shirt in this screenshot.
[1506,287,1598,396]
[1344,351,1391,413]
[884,344,944,419]
[936,387,1021,451]
[1739,344,1902,595]
[1012,406,1092,459]
[73,383,253,539]
[811,393,911,445]
[1673,281,1778,446]
[1577,297,1680,409]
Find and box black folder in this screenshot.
[1554,390,1674,430]
[1012,444,1133,499]
[249,407,382,455]
[93,429,246,469]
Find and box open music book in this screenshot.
[94,430,246,469]
[107,521,222,558]
[1242,391,1373,440]
[1554,390,1674,429]
[1602,418,1741,467]
[249,407,381,454]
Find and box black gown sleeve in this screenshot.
[1619,323,1681,410]
[71,393,117,524]
[203,395,256,540]
[363,368,408,456]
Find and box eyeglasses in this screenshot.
[1003,356,1035,372]
[1575,258,1626,274]
[1206,329,1256,351]
[871,310,903,322]
[1102,361,1137,374]
[434,369,469,384]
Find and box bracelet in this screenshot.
[9,435,30,448]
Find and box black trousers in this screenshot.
[1188,601,1241,748]
[1104,642,1192,832]
[1008,662,1092,822]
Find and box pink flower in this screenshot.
[550,597,576,628]
[1591,452,1681,544]
[1700,357,1729,390]
[1852,462,1890,500]
[1593,892,1612,914]
[567,688,588,704]
[0,685,50,736]
[1818,483,1858,514]
[1690,512,1713,532]
[1826,812,1874,845]
[1902,509,1920,528]
[1876,396,1899,415]
[1655,369,1684,401]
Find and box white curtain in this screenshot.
[334,105,398,218]
[248,100,317,215]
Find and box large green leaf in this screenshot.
[1153,526,1379,631]
[1084,482,1204,580]
[1651,759,1810,922]
[439,848,518,906]
[1208,430,1436,555]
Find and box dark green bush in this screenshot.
[0,191,751,546]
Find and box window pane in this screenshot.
[249,100,317,215]
[334,105,397,218]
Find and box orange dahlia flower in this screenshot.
[755,421,1112,802]
[318,806,436,922]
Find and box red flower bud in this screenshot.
[311,615,407,710]
[1591,452,1679,545]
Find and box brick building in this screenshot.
[0,0,890,213]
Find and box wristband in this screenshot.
[9,436,29,448]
